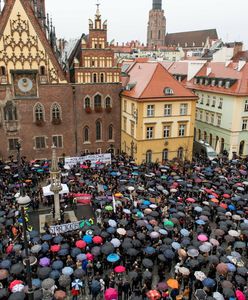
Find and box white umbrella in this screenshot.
[123,209,131,214]
[117,228,126,235]
[179,267,190,276]
[213,292,225,300]
[108,219,117,227]
[127,186,135,191]
[228,230,240,237]
[149,204,157,209]
[194,271,206,281]
[110,238,121,248]
[11,284,24,293]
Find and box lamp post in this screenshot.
[16,142,34,300]
[49,145,62,221]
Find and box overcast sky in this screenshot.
[46,0,248,48]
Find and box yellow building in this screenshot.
[121,61,198,164]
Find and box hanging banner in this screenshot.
[49,219,93,234]
[73,193,92,205]
[64,153,111,169]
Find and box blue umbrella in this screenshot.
[32,278,41,288]
[195,220,206,225]
[62,267,74,276]
[52,260,64,270]
[0,260,11,269]
[144,246,156,255]
[180,229,190,236]
[71,247,81,258]
[132,172,139,176]
[32,237,41,244]
[76,254,87,261]
[107,227,116,234]
[194,206,203,213]
[49,270,61,280]
[202,278,216,288]
[41,242,50,253]
[83,235,92,244]
[58,249,69,256]
[42,234,52,241]
[29,230,39,238]
[228,205,236,211]
[72,279,83,290]
[53,236,63,244]
[226,263,236,272]
[91,279,101,293]
[110,172,117,176]
[172,242,181,250]
[107,253,120,263]
[143,200,151,206]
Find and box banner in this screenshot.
[49,219,93,234]
[64,153,111,169]
[73,193,92,205]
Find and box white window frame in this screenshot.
[180,103,188,116]
[35,136,46,150]
[52,135,63,148]
[147,105,154,117]
[242,119,248,130]
[146,127,154,139]
[163,125,170,138]
[164,104,172,116]
[178,124,186,137]
[244,100,248,112]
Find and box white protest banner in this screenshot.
[64,153,111,169]
[49,221,82,235]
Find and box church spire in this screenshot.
[95,0,101,19]
[153,0,162,10]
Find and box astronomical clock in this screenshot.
[11,70,38,98]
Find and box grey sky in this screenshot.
[46,0,248,48]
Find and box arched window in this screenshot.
[146,150,152,163]
[105,97,111,108]
[40,66,46,75]
[100,73,105,83]
[209,133,213,146]
[162,149,168,161]
[215,136,219,150]
[203,131,207,142]
[108,125,113,140]
[198,129,201,141]
[239,141,245,156]
[220,138,225,153]
[51,103,61,120]
[94,94,102,108]
[96,120,102,140]
[4,101,17,121]
[177,147,184,160]
[93,73,97,83]
[84,97,91,108]
[84,127,89,142]
[34,103,44,121]
[0,66,6,76]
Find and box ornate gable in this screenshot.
[0,0,67,84]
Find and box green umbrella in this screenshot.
[161,176,167,180]
[164,220,174,227]
[105,205,113,211]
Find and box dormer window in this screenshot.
[164,87,174,95]
[225,81,230,89]
[194,78,198,84]
[199,78,203,85]
[218,80,223,87]
[204,79,209,86]
[211,79,215,86]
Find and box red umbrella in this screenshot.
[114,266,126,273]
[86,253,94,261]
[93,236,103,244]
[186,198,196,203]
[146,289,161,300]
[75,240,86,249]
[104,288,118,300]
[219,203,228,209]
[50,245,61,253]
[6,244,13,254]
[223,193,231,199]
[9,280,23,290]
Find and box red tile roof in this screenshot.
[122,62,197,100]
[187,62,248,95]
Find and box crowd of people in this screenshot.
[0,154,247,300]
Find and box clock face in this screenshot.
[12,71,38,98]
[17,77,33,92]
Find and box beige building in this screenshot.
[121,61,197,164]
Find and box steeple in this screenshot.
[153,0,162,10]
[50,144,59,172]
[95,0,101,19]
[94,0,102,29]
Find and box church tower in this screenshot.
[147,0,166,48]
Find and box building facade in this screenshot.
[121,61,197,164]
[0,0,75,160]
[69,6,122,155]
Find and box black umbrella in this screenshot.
[137,233,146,240]
[222,288,235,298]
[143,270,152,279]
[33,289,43,300]
[127,248,139,256]
[8,292,25,300]
[158,254,166,262]
[0,288,9,298]
[37,267,52,280]
[142,258,153,268]
[195,289,207,300]
[163,249,175,259]
[237,267,248,276]
[128,271,138,279]
[235,275,246,286]
[91,279,101,294]
[100,231,110,239]
[73,268,85,279]
[10,263,24,275]
[101,242,115,255]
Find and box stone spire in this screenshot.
[95,0,101,19]
[50,144,59,172]
[153,0,162,10]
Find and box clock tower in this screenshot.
[147,0,166,48]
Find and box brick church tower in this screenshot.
[147,0,166,48]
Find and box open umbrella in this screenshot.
[10,263,24,275]
[216,263,228,275]
[58,274,71,288]
[54,290,66,300]
[202,278,216,288]
[107,253,120,263]
[110,238,121,248]
[39,257,50,267]
[146,290,161,300]
[101,243,115,255]
[62,267,73,276]
[41,278,55,289]
[194,271,206,281]
[50,245,61,253]
[142,258,153,268]
[37,267,52,280]
[104,288,118,300]
[75,240,86,249]
[72,279,83,290]
[195,289,207,300]
[93,236,103,244]
[167,279,179,289]
[51,260,63,270]
[114,266,126,273]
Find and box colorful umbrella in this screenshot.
[114,266,126,273]
[104,288,118,300]
[72,279,83,290]
[146,289,161,300]
[50,245,61,253]
[167,279,179,289]
[107,253,120,263]
[93,236,103,244]
[75,240,86,249]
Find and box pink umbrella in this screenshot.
[50,245,61,253]
[104,288,118,300]
[197,234,208,242]
[93,236,103,244]
[75,240,86,249]
[186,197,196,203]
[86,253,94,261]
[236,290,246,300]
[114,266,126,273]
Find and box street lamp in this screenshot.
[17,195,34,300]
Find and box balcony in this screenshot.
[4,121,18,132]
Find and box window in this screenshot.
[84,97,91,108]
[124,100,127,112]
[164,104,172,116]
[164,87,174,95]
[85,73,91,83]
[35,136,46,149]
[244,100,248,112]
[106,57,112,67]
[84,127,89,142]
[242,119,248,130]
[212,99,216,107]
[52,135,63,148]
[198,129,201,140]
[100,73,105,83]
[40,66,45,76]
[146,150,152,163]
[114,73,119,82]
[180,103,188,115]
[178,124,186,137]
[199,110,203,120]
[146,127,153,139]
[51,103,61,120]
[211,79,216,87]
[206,98,210,106]
[209,133,213,146]
[218,99,223,109]
[107,73,112,83]
[162,149,168,161]
[93,73,97,83]
[105,97,111,108]
[218,80,223,87]
[84,57,90,68]
[211,113,214,124]
[94,94,102,108]
[123,117,127,131]
[8,138,19,151]
[217,114,221,126]
[96,121,102,140]
[147,105,154,117]
[108,125,113,140]
[99,57,105,67]
[0,66,6,76]
[4,102,17,121]
[206,112,209,123]
[177,147,184,160]
[225,81,230,88]
[34,103,44,121]
[131,103,135,115]
[130,121,135,136]
[163,125,171,138]
[200,97,204,105]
